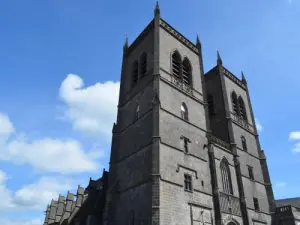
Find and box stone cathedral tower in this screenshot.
[103,3,276,225]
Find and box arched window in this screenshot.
[231,92,239,115]
[172,51,181,80]
[241,136,247,151]
[182,58,192,86]
[220,158,233,195]
[135,105,140,120]
[132,61,138,86]
[207,94,215,116]
[181,103,188,121]
[238,96,247,121]
[140,53,147,77]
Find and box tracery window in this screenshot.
[220,158,233,195]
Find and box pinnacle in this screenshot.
[217,49,222,65]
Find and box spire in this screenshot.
[217,49,222,65]
[154,1,160,16]
[241,71,247,84]
[196,34,201,49]
[123,36,128,52]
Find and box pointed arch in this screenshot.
[241,136,247,151]
[132,60,139,86]
[238,96,247,121]
[220,158,233,195]
[182,57,192,86]
[171,50,182,79]
[181,102,188,121]
[231,91,239,115]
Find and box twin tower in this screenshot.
[104,3,276,225]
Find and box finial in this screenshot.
[154,1,160,15]
[241,71,247,84]
[217,49,222,65]
[196,34,201,48]
[123,35,128,52]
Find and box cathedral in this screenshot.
[43,3,300,225]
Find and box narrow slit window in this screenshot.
[248,166,254,180]
[135,105,140,120]
[241,136,247,151]
[253,198,260,211]
[181,103,188,121]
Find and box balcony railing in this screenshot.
[219,192,241,215]
[207,134,230,150]
[231,113,255,133]
[172,76,193,95]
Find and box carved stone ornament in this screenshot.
[222,215,239,225]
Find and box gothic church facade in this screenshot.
[43,3,281,225]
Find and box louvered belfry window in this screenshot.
[132,61,138,86]
[231,92,239,115]
[172,51,181,79]
[182,58,191,86]
[207,94,215,116]
[238,96,247,121]
[140,53,147,77]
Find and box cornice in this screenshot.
[160,18,199,55]
[222,67,247,90]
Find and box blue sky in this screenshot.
[0,0,300,224]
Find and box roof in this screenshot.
[276,198,300,208]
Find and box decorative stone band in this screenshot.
[207,134,231,150]
[231,112,255,133]
[172,76,193,96]
[160,19,199,54]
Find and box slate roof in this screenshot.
[276,198,300,208]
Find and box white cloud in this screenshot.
[59,74,119,139]
[292,142,300,153]
[0,218,42,225]
[255,118,263,132]
[0,112,102,174]
[0,170,76,212]
[275,182,287,188]
[289,131,300,141]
